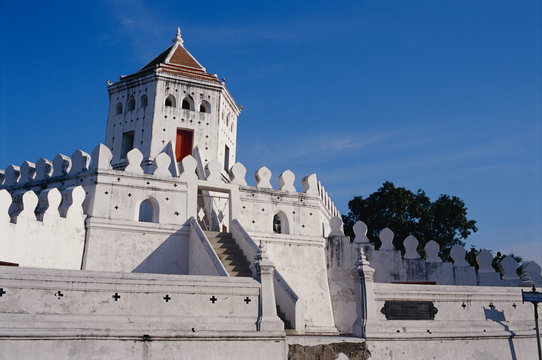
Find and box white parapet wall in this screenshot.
[0,187,86,269]
[367,282,540,360]
[0,266,287,360]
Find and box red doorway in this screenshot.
[175,129,193,162]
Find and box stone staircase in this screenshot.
[204,231,252,277]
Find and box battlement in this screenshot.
[0,186,86,269]
[327,219,542,287]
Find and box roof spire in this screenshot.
[173,26,184,46]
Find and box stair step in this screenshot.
[218,253,247,261]
[210,242,240,250]
[204,231,233,239]
[204,231,252,278]
[221,260,250,269]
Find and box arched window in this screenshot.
[181,96,194,110]
[138,198,159,223]
[140,95,148,108]
[165,95,176,107]
[199,100,211,113]
[115,102,123,115]
[127,96,136,111]
[273,211,289,234]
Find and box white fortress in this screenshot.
[0,29,540,360]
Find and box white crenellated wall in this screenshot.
[346,220,542,287]
[0,187,86,269]
[0,143,342,289]
[326,228,541,359]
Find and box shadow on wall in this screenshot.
[484,306,517,360]
[132,226,189,275]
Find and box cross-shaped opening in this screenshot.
[55,291,63,299]
[210,295,217,303]
[0,288,6,296]
[244,296,251,304]
[113,293,121,301]
[163,294,171,302]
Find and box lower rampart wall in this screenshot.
[0,266,287,359]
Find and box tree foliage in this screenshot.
[342,181,478,261]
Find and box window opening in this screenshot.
[199,100,210,113]
[120,131,134,159]
[127,97,135,111]
[115,102,123,115]
[273,214,282,234]
[140,95,148,108]
[139,200,154,222]
[224,145,230,171]
[165,95,176,107]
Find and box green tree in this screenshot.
[342,181,478,262]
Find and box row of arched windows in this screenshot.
[165,94,211,114]
[115,95,148,115]
[139,198,289,234]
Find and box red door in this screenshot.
[175,129,193,162]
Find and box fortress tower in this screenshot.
[105,28,241,172]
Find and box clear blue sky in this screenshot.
[1,1,541,264]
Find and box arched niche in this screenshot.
[127,96,136,111]
[273,210,290,234]
[165,94,176,107]
[138,197,159,223]
[181,95,194,110]
[199,100,211,113]
[140,94,148,108]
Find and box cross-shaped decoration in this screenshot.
[175,211,180,216]
[55,291,63,299]
[105,191,109,195]
[244,297,251,304]
[128,193,132,197]
[210,296,217,303]
[163,294,171,302]
[461,303,466,309]
[165,197,169,201]
[117,177,121,182]
[0,288,6,297]
[113,293,121,301]
[512,303,517,309]
[489,303,495,310]
[173,183,178,187]
[146,181,150,185]
[114,205,119,210]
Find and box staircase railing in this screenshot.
[231,219,304,331]
[188,217,228,276]
[273,268,305,331]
